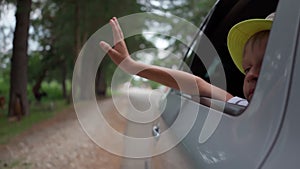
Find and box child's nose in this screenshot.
[246,67,260,82]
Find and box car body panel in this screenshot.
[261,27,300,168]
[121,0,299,168]
[155,0,300,168]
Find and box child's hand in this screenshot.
[100,17,131,66]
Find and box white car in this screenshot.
[143,0,300,168]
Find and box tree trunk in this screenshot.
[95,69,107,97]
[74,0,81,60]
[32,69,47,102]
[8,0,32,118]
[61,60,67,99]
[72,1,93,101]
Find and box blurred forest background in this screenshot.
[0,0,215,143]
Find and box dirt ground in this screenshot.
[0,98,127,169]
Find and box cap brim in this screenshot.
[227,19,272,74]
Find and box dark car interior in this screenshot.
[181,0,279,115]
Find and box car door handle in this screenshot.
[152,125,160,138]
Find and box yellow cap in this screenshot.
[227,14,274,74]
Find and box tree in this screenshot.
[22,0,214,103]
[44,0,146,99]
[8,0,32,119]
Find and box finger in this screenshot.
[110,17,123,45]
[99,41,110,53]
[113,17,124,39]
[109,18,120,45]
[99,41,118,56]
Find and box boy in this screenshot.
[100,13,274,106]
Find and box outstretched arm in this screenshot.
[100,17,233,102]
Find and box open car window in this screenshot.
[179,0,279,115]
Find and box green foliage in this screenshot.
[0,159,30,169]
[28,52,44,83]
[1,0,218,103]
[0,76,9,111]
[138,0,217,26]
[26,80,70,103]
[41,80,71,100]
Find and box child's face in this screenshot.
[242,33,269,101]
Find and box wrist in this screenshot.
[118,57,138,74]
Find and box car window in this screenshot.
[181,0,280,115]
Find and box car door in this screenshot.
[257,0,300,168]
[150,0,300,168]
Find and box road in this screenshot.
[0,98,126,169]
[0,90,194,169]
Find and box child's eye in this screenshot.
[244,68,250,74]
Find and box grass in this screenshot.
[0,99,68,145]
[0,158,32,169]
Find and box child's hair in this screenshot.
[227,13,274,74]
[243,30,270,55]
